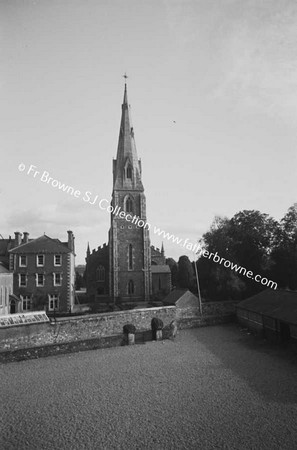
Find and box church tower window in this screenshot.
[128,244,133,270]
[126,197,133,213]
[128,279,134,294]
[126,166,132,179]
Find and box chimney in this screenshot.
[14,232,22,247]
[23,232,29,243]
[67,230,75,252]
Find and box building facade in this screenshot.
[8,231,75,314]
[0,263,13,316]
[85,84,171,303]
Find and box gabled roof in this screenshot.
[0,262,11,273]
[162,289,199,308]
[151,265,171,274]
[9,235,72,254]
[237,289,297,324]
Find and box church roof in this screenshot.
[113,83,143,191]
[151,265,171,273]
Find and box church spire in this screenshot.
[113,80,143,191]
[123,82,128,105]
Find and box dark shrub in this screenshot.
[151,317,163,331]
[123,324,136,335]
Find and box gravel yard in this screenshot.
[1,324,297,450]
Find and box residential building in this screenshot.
[9,231,75,314]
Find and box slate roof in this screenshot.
[151,265,171,274]
[9,235,72,254]
[0,262,11,273]
[162,288,189,305]
[237,289,297,324]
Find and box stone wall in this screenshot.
[0,306,176,352]
[177,300,237,329]
[0,301,238,355]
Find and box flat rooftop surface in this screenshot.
[1,324,297,449]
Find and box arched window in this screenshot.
[96,265,105,282]
[128,280,134,295]
[126,197,133,213]
[128,244,133,270]
[126,166,132,179]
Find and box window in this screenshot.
[125,197,133,213]
[96,265,105,282]
[36,273,44,287]
[54,254,62,266]
[37,254,44,266]
[128,280,134,295]
[22,295,31,311]
[48,294,59,311]
[0,287,2,307]
[54,273,62,286]
[19,273,27,287]
[128,244,133,270]
[126,166,132,179]
[19,255,27,267]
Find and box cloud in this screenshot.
[211,1,297,121]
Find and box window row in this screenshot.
[21,294,59,311]
[19,273,63,287]
[19,254,62,268]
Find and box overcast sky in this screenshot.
[1,0,297,264]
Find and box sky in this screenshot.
[1,0,297,265]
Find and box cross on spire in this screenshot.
[123,73,128,81]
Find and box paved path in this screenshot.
[1,324,297,449]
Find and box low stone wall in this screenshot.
[0,306,176,352]
[0,301,238,357]
[177,300,237,329]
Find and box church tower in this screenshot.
[109,82,152,302]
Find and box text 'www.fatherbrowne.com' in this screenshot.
[153,226,277,290]
[19,163,277,290]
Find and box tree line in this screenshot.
[167,204,297,301]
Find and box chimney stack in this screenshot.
[14,232,22,247]
[23,232,29,243]
[67,230,75,252]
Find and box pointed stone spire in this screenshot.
[113,82,143,191]
[161,242,164,256]
[86,242,90,258]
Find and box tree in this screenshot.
[197,210,280,300]
[75,271,83,290]
[177,255,194,289]
[270,204,297,289]
[166,257,178,287]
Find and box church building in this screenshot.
[85,82,171,304]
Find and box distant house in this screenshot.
[9,231,75,314]
[237,289,297,344]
